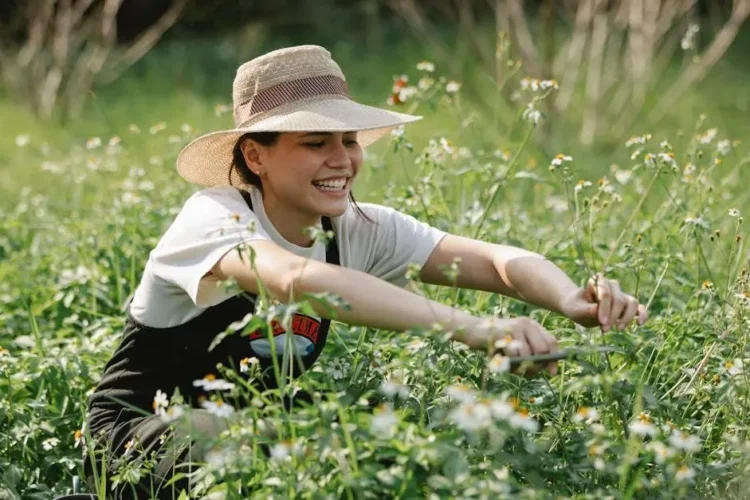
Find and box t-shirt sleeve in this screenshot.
[149,187,270,307]
[350,204,447,287]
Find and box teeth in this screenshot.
[313,178,347,189]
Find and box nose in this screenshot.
[325,138,354,170]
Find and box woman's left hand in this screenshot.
[558,273,648,332]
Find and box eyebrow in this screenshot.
[299,131,356,137]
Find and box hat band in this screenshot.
[233,74,350,126]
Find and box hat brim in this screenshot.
[176,97,421,187]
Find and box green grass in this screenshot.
[2,29,750,498]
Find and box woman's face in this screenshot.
[242,131,363,218]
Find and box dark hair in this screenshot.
[230,132,375,223]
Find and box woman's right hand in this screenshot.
[457,316,560,375]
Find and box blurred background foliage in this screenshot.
[1,0,749,208]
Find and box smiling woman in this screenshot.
[82,44,647,498]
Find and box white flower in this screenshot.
[152,390,169,413]
[15,134,30,147]
[550,154,573,167]
[74,423,86,448]
[489,399,514,420]
[201,399,235,418]
[446,384,477,403]
[370,403,399,439]
[85,137,102,150]
[391,125,405,138]
[522,103,542,125]
[128,124,141,134]
[149,122,167,134]
[646,441,675,464]
[418,77,434,90]
[675,465,696,482]
[681,23,700,50]
[406,339,426,353]
[488,354,510,374]
[205,446,230,470]
[239,356,259,373]
[416,61,435,72]
[380,373,410,399]
[509,409,539,432]
[445,81,461,93]
[668,430,701,453]
[728,208,741,218]
[397,86,418,102]
[574,180,593,193]
[42,437,60,451]
[723,359,744,376]
[270,439,303,462]
[449,402,491,432]
[159,404,185,423]
[625,134,651,147]
[628,412,657,437]
[328,358,351,380]
[615,170,632,184]
[573,407,600,424]
[193,374,235,391]
[698,128,717,145]
[716,139,732,156]
[658,152,677,168]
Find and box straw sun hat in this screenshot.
[176,45,422,187]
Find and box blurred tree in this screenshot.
[387,0,750,146]
[0,0,188,120]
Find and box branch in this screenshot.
[649,0,750,122]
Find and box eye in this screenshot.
[304,142,325,149]
[345,139,359,146]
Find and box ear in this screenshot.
[239,138,263,175]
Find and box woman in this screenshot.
[84,45,647,498]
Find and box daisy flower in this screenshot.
[629,412,657,437]
[370,403,399,439]
[193,373,235,391]
[201,399,235,418]
[573,406,600,424]
[675,465,696,482]
[239,356,259,373]
[446,384,478,403]
[449,401,491,432]
[668,430,701,453]
[152,389,169,413]
[550,154,573,168]
[42,437,60,451]
[488,354,510,374]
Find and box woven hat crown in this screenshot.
[232,45,348,127]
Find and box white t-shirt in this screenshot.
[129,185,447,329]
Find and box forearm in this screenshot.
[284,259,477,335]
[492,249,579,315]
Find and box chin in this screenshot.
[320,200,350,218]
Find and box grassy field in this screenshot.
[2,28,750,498]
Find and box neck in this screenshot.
[261,190,319,248]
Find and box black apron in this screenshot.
[84,188,339,496]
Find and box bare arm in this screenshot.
[419,234,578,314]
[210,240,478,335]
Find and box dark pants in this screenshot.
[83,391,317,499]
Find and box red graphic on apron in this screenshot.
[247,314,320,344]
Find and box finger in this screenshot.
[636,304,649,325]
[525,324,551,356]
[618,296,639,328]
[608,280,626,329]
[511,330,532,358]
[594,274,612,328]
[543,331,559,375]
